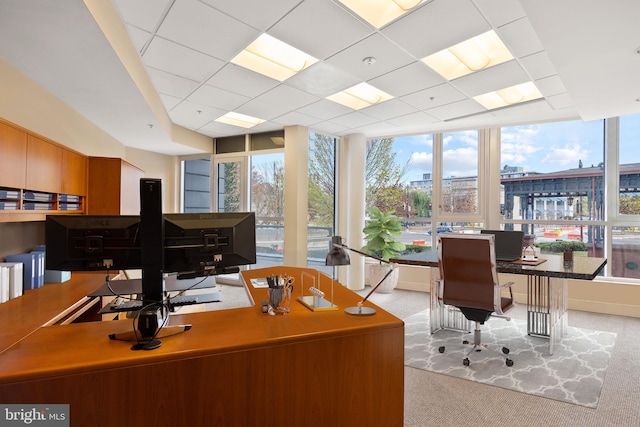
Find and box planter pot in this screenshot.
[367,263,399,294]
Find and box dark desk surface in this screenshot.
[391,251,607,280]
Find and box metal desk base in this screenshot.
[527,275,568,355]
[430,269,470,334]
[430,268,566,355]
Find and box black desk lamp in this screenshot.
[326,236,396,316]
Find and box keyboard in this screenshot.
[170,295,199,306]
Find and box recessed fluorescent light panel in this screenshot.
[338,0,424,28]
[473,82,543,110]
[327,82,394,110]
[230,33,317,81]
[422,30,514,80]
[215,112,265,128]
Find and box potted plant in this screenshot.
[361,206,406,293]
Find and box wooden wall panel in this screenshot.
[0,120,27,189]
[62,150,87,196]
[26,135,62,193]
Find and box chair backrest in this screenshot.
[437,234,499,312]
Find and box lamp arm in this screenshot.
[333,242,395,306]
[359,263,396,306]
[334,243,391,266]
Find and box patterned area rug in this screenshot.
[405,310,616,408]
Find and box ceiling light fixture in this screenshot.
[215,112,266,129]
[421,30,514,80]
[338,0,424,28]
[230,33,317,81]
[327,82,393,110]
[472,82,543,110]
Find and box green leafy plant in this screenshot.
[537,240,586,253]
[361,206,406,261]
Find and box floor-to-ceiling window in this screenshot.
[500,119,605,260]
[307,131,336,274]
[612,113,640,278]
[364,134,433,249]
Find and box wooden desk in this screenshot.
[0,266,404,427]
[392,251,607,354]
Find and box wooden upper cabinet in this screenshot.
[26,135,62,194]
[87,157,144,215]
[61,150,87,196]
[0,121,27,189]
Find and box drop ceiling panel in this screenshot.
[143,36,225,81]
[535,75,567,98]
[268,0,373,60]
[472,0,526,28]
[155,0,259,61]
[426,98,486,121]
[285,62,361,97]
[254,85,320,110]
[205,64,279,98]
[297,99,354,120]
[451,60,530,97]
[382,0,490,59]
[368,62,445,97]
[147,67,200,99]
[235,98,290,121]
[325,33,416,81]
[113,0,173,33]
[168,100,225,130]
[359,99,418,121]
[200,0,302,31]
[497,17,544,58]
[188,85,250,111]
[519,51,557,80]
[401,83,467,110]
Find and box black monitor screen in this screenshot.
[45,215,142,271]
[163,212,256,277]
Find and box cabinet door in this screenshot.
[62,150,87,196]
[0,122,27,189]
[26,135,62,193]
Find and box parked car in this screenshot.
[427,226,453,235]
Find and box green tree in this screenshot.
[221,161,240,212]
[251,159,284,222]
[411,189,432,218]
[365,138,409,215]
[308,132,335,226]
[620,195,640,215]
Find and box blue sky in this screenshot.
[395,113,640,184]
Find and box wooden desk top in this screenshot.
[391,251,607,280]
[0,266,403,385]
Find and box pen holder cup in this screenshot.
[268,287,292,315]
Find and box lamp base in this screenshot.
[344,306,376,316]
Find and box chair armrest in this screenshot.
[498,281,515,289]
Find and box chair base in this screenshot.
[438,323,514,367]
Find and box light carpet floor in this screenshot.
[404,309,616,408]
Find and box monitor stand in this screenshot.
[108,303,192,350]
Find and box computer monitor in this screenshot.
[45,215,142,271]
[163,212,256,278]
[480,229,525,261]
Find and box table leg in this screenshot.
[526,275,568,354]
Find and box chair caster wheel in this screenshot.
[506,359,514,367]
[502,347,510,355]
[462,340,469,344]
[463,358,470,366]
[438,346,445,353]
